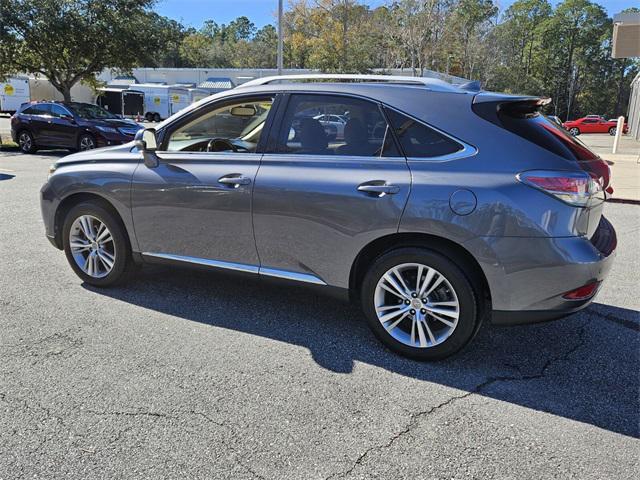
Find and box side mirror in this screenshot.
[134,128,159,168]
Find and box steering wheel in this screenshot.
[206,138,239,152]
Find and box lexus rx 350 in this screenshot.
[40,75,616,360]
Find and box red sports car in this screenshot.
[563,116,628,136]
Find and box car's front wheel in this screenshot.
[62,202,134,286]
[608,127,616,136]
[361,248,479,360]
[569,127,580,136]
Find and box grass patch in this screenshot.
[0,140,19,151]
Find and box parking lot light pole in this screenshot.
[277,0,284,76]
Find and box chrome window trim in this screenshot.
[154,150,264,160]
[141,252,326,285]
[383,105,478,162]
[259,153,408,164]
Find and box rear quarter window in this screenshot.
[384,108,463,158]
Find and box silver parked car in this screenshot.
[40,74,616,360]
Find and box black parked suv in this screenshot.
[11,101,142,153]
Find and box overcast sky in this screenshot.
[155,0,634,29]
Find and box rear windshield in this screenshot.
[498,110,598,161]
[473,99,599,162]
[473,99,609,188]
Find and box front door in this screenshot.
[252,93,412,287]
[131,95,278,270]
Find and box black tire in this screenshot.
[360,248,479,361]
[78,133,96,151]
[18,130,37,153]
[608,127,616,136]
[145,112,154,122]
[569,127,580,136]
[62,202,134,287]
[153,113,161,122]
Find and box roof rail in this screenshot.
[236,74,460,92]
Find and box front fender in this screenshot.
[43,153,141,251]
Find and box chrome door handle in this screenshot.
[357,183,400,196]
[218,175,251,187]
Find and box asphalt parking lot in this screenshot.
[1,149,638,479]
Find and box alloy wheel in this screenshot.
[69,215,116,278]
[373,263,459,348]
[79,136,95,151]
[19,132,32,152]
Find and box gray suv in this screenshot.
[40,75,616,360]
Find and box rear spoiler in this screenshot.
[472,94,552,125]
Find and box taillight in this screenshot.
[562,281,600,300]
[517,170,604,207]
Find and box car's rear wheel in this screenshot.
[145,112,154,122]
[153,113,161,122]
[18,130,37,153]
[78,134,96,151]
[569,127,580,136]
[361,248,479,360]
[62,202,134,287]
[608,127,616,136]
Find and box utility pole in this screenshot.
[277,0,284,75]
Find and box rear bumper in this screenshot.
[492,298,594,325]
[465,216,616,325]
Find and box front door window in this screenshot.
[165,98,274,153]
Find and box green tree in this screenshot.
[0,0,162,101]
[489,0,552,93]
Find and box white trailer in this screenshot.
[0,77,30,114]
[131,84,191,122]
[188,87,210,104]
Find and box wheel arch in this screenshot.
[349,232,492,313]
[53,192,132,251]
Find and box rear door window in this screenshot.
[383,108,463,158]
[22,104,50,116]
[274,94,399,158]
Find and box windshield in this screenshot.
[67,102,119,120]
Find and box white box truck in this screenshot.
[132,84,191,122]
[187,87,210,104]
[0,77,30,114]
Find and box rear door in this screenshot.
[252,93,411,288]
[25,104,53,144]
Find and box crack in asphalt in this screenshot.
[325,324,588,479]
[83,408,225,426]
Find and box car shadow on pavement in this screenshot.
[0,149,69,158]
[85,265,640,439]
